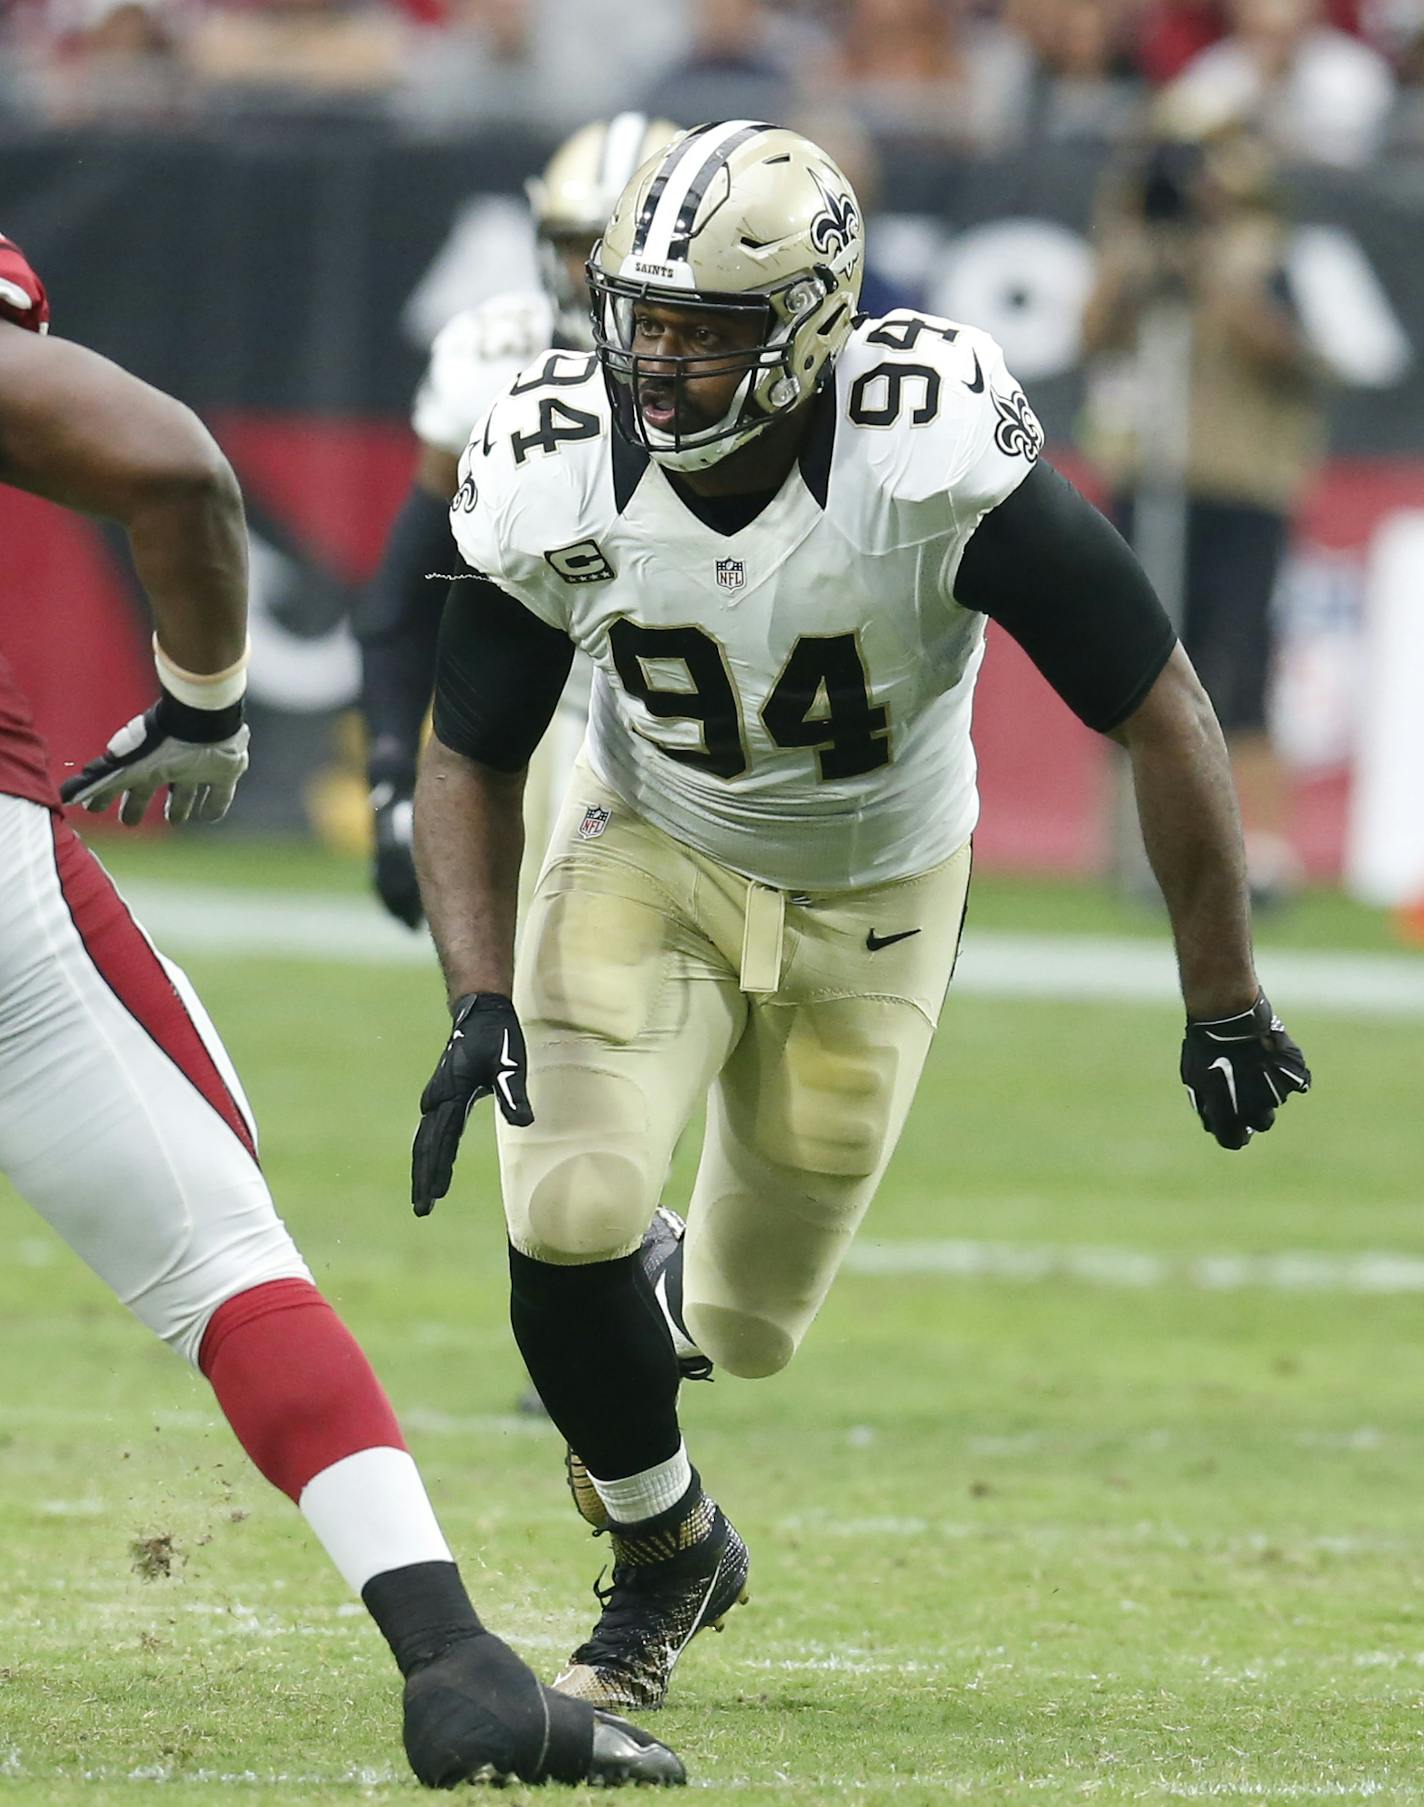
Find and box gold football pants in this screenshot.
[498,763,971,1380]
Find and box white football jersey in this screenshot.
[412,289,558,457]
[449,311,1044,891]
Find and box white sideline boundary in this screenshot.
[113,880,1424,1017]
[846,1239,1424,1295]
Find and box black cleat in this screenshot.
[566,1208,711,1533]
[403,1631,685,1788]
[553,1484,749,1711]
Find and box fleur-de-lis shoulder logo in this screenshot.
[991,386,1044,462]
[808,172,860,261]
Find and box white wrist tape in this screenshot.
[153,634,250,711]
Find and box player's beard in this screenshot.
[637,376,704,438]
[636,366,747,441]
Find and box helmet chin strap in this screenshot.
[642,369,755,471]
[641,365,795,473]
[646,422,772,473]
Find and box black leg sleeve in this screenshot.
[508,1245,682,1481]
[356,483,457,787]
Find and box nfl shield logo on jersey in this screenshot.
[578,804,611,841]
[715,557,745,591]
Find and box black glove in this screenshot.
[1180,992,1311,1150]
[411,993,533,1215]
[60,690,249,826]
[369,779,423,929]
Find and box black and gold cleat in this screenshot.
[553,1481,750,1712]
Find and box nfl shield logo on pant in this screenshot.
[578,804,611,840]
[715,557,746,590]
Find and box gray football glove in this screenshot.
[60,691,249,826]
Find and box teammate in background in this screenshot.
[357,114,680,930]
[0,234,681,1790]
[408,125,1312,1714]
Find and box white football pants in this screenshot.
[0,796,310,1365]
[498,763,972,1381]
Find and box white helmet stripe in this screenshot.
[600,112,652,197]
[632,122,719,257]
[665,121,773,262]
[635,120,769,264]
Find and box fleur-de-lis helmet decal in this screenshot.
[809,171,861,262]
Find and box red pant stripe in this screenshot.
[49,818,258,1163]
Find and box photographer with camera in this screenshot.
[1080,106,1326,907]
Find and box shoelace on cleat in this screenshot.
[570,1557,713,1678]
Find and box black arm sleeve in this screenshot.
[354,483,456,787]
[431,574,575,773]
[954,460,1178,733]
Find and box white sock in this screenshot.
[590,1441,693,1526]
[298,1447,453,1594]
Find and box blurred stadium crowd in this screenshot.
[1,0,1421,163]
[2,0,1420,919]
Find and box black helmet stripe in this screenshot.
[632,125,717,257]
[632,120,771,263]
[666,122,773,262]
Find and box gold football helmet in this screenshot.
[527,114,683,349]
[590,121,865,471]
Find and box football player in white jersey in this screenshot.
[407,123,1312,1713]
[358,114,679,927]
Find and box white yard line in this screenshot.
[1150,1788,1406,1801]
[956,931,1424,1018]
[845,1240,1424,1294]
[113,880,1424,1017]
[0,1757,1406,1798]
[116,881,432,967]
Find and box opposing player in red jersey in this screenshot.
[0,233,682,1791]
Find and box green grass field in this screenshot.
[3,838,1423,1804]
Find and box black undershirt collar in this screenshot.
[663,473,781,536]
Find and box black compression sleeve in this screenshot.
[954,460,1178,733]
[431,575,574,772]
[355,484,456,787]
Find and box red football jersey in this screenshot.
[0,231,50,334]
[1,231,62,809]
[0,655,60,810]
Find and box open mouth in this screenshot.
[638,389,679,432]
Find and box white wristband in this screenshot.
[153,633,250,711]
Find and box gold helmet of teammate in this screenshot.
[590,121,865,472]
[526,114,683,350]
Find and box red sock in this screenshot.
[199,1278,405,1501]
